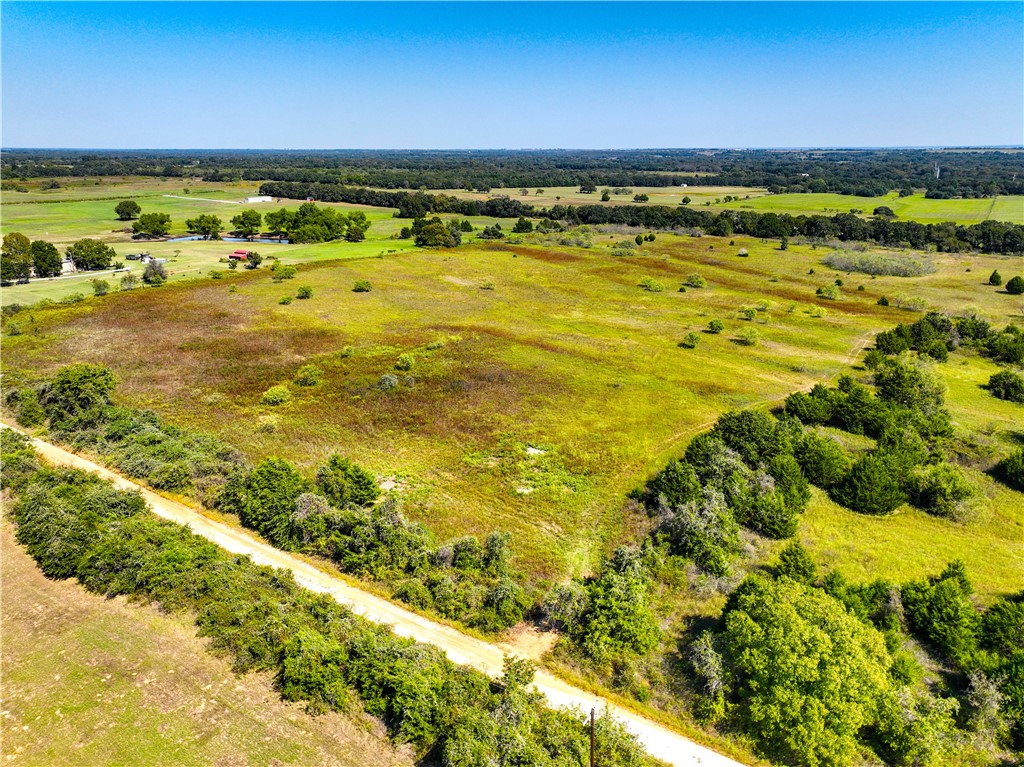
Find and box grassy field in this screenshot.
[0,521,410,767]
[717,190,1024,225]
[5,229,1021,594]
[421,185,770,209]
[0,180,513,307]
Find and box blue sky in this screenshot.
[2,1,1021,149]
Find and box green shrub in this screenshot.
[353,280,372,292]
[220,457,308,546]
[989,270,1003,286]
[831,452,906,515]
[736,327,759,346]
[679,332,700,349]
[377,373,398,391]
[816,284,841,300]
[272,265,297,281]
[995,448,1024,491]
[988,370,1024,403]
[907,464,974,519]
[15,389,45,427]
[776,541,817,584]
[293,364,323,387]
[260,385,291,405]
[315,454,380,508]
[661,488,741,576]
[823,251,934,277]
[902,562,979,665]
[707,319,725,334]
[279,295,293,305]
[686,273,707,288]
[795,432,850,488]
[296,285,313,299]
[395,353,415,371]
[41,362,117,432]
[643,458,701,510]
[1006,276,1024,295]
[639,276,663,292]
[878,296,890,306]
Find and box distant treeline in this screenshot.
[5,148,1024,197]
[258,181,1024,254]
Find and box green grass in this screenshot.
[0,522,409,767]
[417,185,769,209]
[717,191,1024,225]
[5,229,1021,590]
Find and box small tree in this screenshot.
[353,279,372,292]
[681,196,692,204]
[987,370,1024,403]
[245,252,263,270]
[119,273,140,291]
[115,200,141,220]
[260,385,291,405]
[133,213,172,237]
[707,319,726,334]
[142,261,167,286]
[1005,275,1024,295]
[296,285,313,299]
[989,270,1003,286]
[680,332,701,349]
[231,209,263,238]
[686,273,707,288]
[737,327,759,346]
[91,279,110,296]
[512,217,533,234]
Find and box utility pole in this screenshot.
[590,707,596,767]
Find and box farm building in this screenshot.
[243,195,273,203]
[228,249,250,261]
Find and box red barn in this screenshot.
[228,250,249,261]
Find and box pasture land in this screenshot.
[717,191,1024,225]
[0,522,410,767]
[421,185,770,209]
[4,231,1021,595]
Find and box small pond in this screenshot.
[166,236,290,244]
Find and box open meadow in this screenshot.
[0,522,410,767]
[4,227,1021,597]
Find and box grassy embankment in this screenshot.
[4,229,1021,600]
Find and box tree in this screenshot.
[873,355,946,417]
[873,206,896,219]
[345,211,370,242]
[682,196,692,204]
[185,214,223,239]
[114,200,141,220]
[142,261,167,285]
[223,458,309,546]
[40,362,117,431]
[831,452,906,514]
[989,270,1003,286]
[776,541,817,583]
[1006,276,1024,295]
[133,212,172,237]
[707,319,725,334]
[315,454,380,508]
[91,279,110,296]
[579,182,597,194]
[512,217,533,234]
[230,209,262,238]
[2,232,34,282]
[30,240,62,277]
[988,370,1024,403]
[719,576,894,767]
[245,252,263,269]
[795,433,849,488]
[66,239,115,271]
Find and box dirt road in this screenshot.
[8,429,744,767]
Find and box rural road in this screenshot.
[9,428,745,767]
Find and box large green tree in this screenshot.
[30,240,63,277]
[114,200,141,220]
[1,232,32,281]
[66,239,116,271]
[231,209,263,238]
[133,212,172,237]
[720,576,894,767]
[185,214,223,239]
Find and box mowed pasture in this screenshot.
[5,231,1022,593]
[718,190,1024,224]
[0,181,513,307]
[0,523,411,767]
[417,185,767,209]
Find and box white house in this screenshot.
[243,195,273,204]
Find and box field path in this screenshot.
[162,194,242,204]
[6,427,744,767]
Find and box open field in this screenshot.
[717,190,1024,225]
[0,521,411,767]
[0,180,513,307]
[419,185,770,209]
[5,230,1021,593]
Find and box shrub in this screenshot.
[15,389,45,428]
[661,488,741,576]
[816,284,841,300]
[686,273,707,288]
[142,261,167,286]
[395,353,415,371]
[679,332,700,349]
[822,251,934,277]
[260,385,291,405]
[377,373,398,392]
[296,285,313,299]
[776,540,818,584]
[120,273,139,291]
[1006,276,1024,295]
[892,293,928,312]
[738,307,757,321]
[279,296,293,305]
[293,364,323,387]
[831,452,905,515]
[643,459,701,510]
[315,454,380,508]
[273,265,297,281]
[988,370,1024,403]
[995,449,1024,491]
[221,457,309,546]
[353,280,372,292]
[907,464,974,519]
[91,279,110,297]
[878,296,890,306]
[902,562,979,665]
[639,276,663,292]
[707,319,725,334]
[989,270,1003,286]
[40,362,117,431]
[736,328,759,346]
[795,433,849,488]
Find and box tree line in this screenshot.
[6,148,1023,197]
[257,181,1024,254]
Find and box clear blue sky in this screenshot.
[2,1,1021,149]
